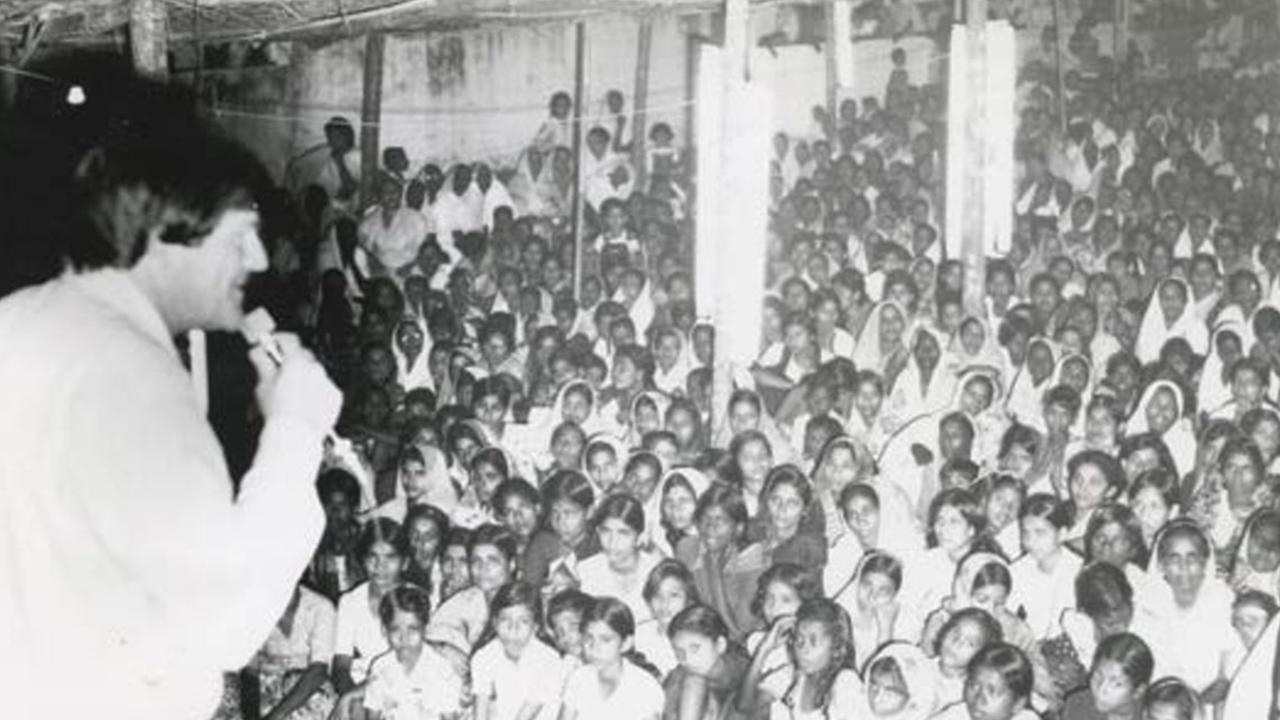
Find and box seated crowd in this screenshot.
[214,38,1280,720]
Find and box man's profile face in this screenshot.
[157,208,268,331]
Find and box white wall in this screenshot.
[211,14,692,181]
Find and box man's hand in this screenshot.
[248,333,342,434]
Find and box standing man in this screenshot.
[0,78,342,720]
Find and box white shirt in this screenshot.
[632,620,677,679]
[253,585,337,674]
[1009,550,1083,640]
[0,269,328,720]
[335,584,392,682]
[432,191,482,260]
[358,207,429,271]
[363,644,465,720]
[576,551,662,624]
[561,660,663,720]
[471,638,564,720]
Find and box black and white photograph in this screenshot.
[4,0,1280,717]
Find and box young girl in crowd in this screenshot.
[576,494,663,622]
[927,607,1005,711]
[428,523,517,655]
[470,581,563,720]
[931,643,1039,720]
[678,483,768,639]
[738,562,824,717]
[662,605,751,720]
[832,551,914,662]
[748,465,827,568]
[645,468,712,558]
[559,597,664,720]
[913,488,988,621]
[861,642,938,719]
[1011,493,1083,640]
[333,518,411,692]
[634,558,699,678]
[773,598,864,720]
[1140,678,1205,720]
[1060,633,1154,720]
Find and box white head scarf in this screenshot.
[862,642,939,720]
[1125,378,1196,476]
[948,315,1008,381]
[1136,278,1209,363]
[642,467,713,557]
[1198,320,1247,415]
[854,300,912,374]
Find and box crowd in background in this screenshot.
[209,17,1280,720]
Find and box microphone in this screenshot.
[241,307,285,366]
[241,307,342,445]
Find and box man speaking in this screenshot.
[0,69,342,718]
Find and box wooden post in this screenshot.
[1050,0,1067,133]
[1114,0,1126,63]
[684,31,699,152]
[824,0,840,120]
[359,33,385,209]
[709,0,759,432]
[570,21,587,302]
[962,0,988,316]
[129,0,169,78]
[631,16,654,191]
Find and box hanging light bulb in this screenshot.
[66,85,86,106]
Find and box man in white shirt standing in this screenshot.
[0,77,342,720]
[285,116,361,211]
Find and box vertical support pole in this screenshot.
[359,33,385,208]
[129,0,169,78]
[1114,0,1126,63]
[946,0,1014,315]
[684,31,699,152]
[570,21,587,302]
[632,16,654,191]
[824,0,840,119]
[710,0,769,431]
[1050,0,1067,133]
[711,0,750,431]
[962,0,987,316]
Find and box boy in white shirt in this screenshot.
[363,586,465,720]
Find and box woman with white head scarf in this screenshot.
[854,300,913,379]
[392,314,434,392]
[948,315,1009,384]
[1126,379,1196,477]
[1135,278,1209,364]
[1199,320,1248,417]
[861,642,939,720]
[883,325,956,433]
[1138,520,1245,702]
[921,551,1037,655]
[949,367,1009,469]
[642,467,713,558]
